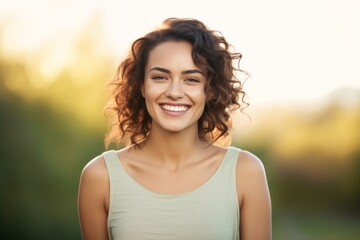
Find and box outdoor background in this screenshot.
[1,0,359,239]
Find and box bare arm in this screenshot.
[78,156,109,240]
[237,151,272,240]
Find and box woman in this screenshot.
[78,18,271,240]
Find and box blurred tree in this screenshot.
[0,17,111,238]
[0,66,105,239]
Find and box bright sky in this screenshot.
[1,0,359,107]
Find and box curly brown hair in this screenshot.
[105,18,248,148]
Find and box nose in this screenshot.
[165,81,184,99]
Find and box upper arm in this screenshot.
[78,156,109,240]
[236,151,272,240]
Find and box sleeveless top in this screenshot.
[103,146,241,240]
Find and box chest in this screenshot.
[108,182,239,240]
[104,148,240,239]
[122,157,222,195]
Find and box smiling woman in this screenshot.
[78,18,272,240]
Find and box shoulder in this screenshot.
[234,149,269,201]
[78,154,111,239]
[79,153,111,208]
[80,153,109,188]
[234,149,272,238]
[236,149,265,175]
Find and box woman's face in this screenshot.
[142,40,207,134]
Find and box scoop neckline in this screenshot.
[111,147,234,198]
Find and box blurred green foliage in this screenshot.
[0,60,106,239]
[233,93,360,239]
[1,28,360,240]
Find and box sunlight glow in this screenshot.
[1,0,359,105]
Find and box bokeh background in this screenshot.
[1,0,359,239]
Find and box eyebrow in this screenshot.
[148,67,205,76]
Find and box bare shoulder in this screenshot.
[236,150,266,176]
[78,153,110,209]
[78,154,110,240]
[235,150,270,203]
[81,155,108,180]
[235,150,272,239]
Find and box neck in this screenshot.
[140,126,208,170]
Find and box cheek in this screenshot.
[190,88,206,103]
[143,85,163,99]
[142,84,166,113]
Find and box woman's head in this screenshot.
[106,18,248,147]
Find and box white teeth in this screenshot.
[161,104,188,112]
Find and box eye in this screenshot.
[151,75,167,81]
[185,77,201,84]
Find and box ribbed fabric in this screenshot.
[103,147,241,240]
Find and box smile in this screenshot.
[160,104,189,112]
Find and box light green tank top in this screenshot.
[103,146,241,240]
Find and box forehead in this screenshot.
[146,41,199,71]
